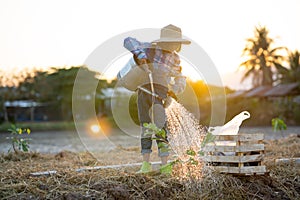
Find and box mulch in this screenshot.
[0,135,299,199]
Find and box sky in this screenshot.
[0,0,299,89]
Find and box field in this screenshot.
[0,135,299,199]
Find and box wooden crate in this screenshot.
[202,133,267,175]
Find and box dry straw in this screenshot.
[0,136,299,199]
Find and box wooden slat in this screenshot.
[239,133,264,141]
[202,133,266,175]
[240,154,264,162]
[275,158,300,164]
[203,156,238,163]
[203,144,264,152]
[203,145,236,152]
[239,144,264,152]
[203,154,264,163]
[214,134,264,142]
[212,166,266,174]
[215,135,238,141]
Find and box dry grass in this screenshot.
[0,135,299,199]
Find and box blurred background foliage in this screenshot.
[0,26,299,128]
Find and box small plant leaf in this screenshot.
[272,117,287,132]
[186,149,196,156]
[8,124,31,153]
[189,157,198,165]
[201,131,215,147]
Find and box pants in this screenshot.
[137,83,169,157]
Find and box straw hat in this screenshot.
[152,24,191,44]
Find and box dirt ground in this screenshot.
[1,126,299,154]
[0,132,299,199]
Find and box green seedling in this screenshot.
[272,117,287,138]
[8,124,31,153]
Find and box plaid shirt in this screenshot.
[123,37,186,94]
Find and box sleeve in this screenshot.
[123,37,150,60]
[167,54,186,94]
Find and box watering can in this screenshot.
[117,57,150,91]
[117,57,172,108]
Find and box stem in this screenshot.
[12,140,19,154]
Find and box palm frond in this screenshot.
[241,67,256,83]
[270,46,287,53]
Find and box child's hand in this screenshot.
[137,58,148,65]
[174,66,182,72]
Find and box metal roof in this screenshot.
[4,100,46,107]
[263,83,300,97]
[228,83,300,99]
[226,90,247,99]
[243,85,273,98]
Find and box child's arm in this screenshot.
[123,37,150,60]
[124,37,151,71]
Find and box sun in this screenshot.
[90,124,100,134]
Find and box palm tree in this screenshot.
[275,50,300,84]
[240,26,285,87]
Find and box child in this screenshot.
[123,24,190,173]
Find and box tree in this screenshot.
[275,50,300,84]
[240,26,285,87]
[46,66,101,120]
[1,66,118,122]
[14,66,108,121]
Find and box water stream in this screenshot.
[165,98,206,161]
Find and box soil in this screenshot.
[1,126,299,154]
[0,133,299,199]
